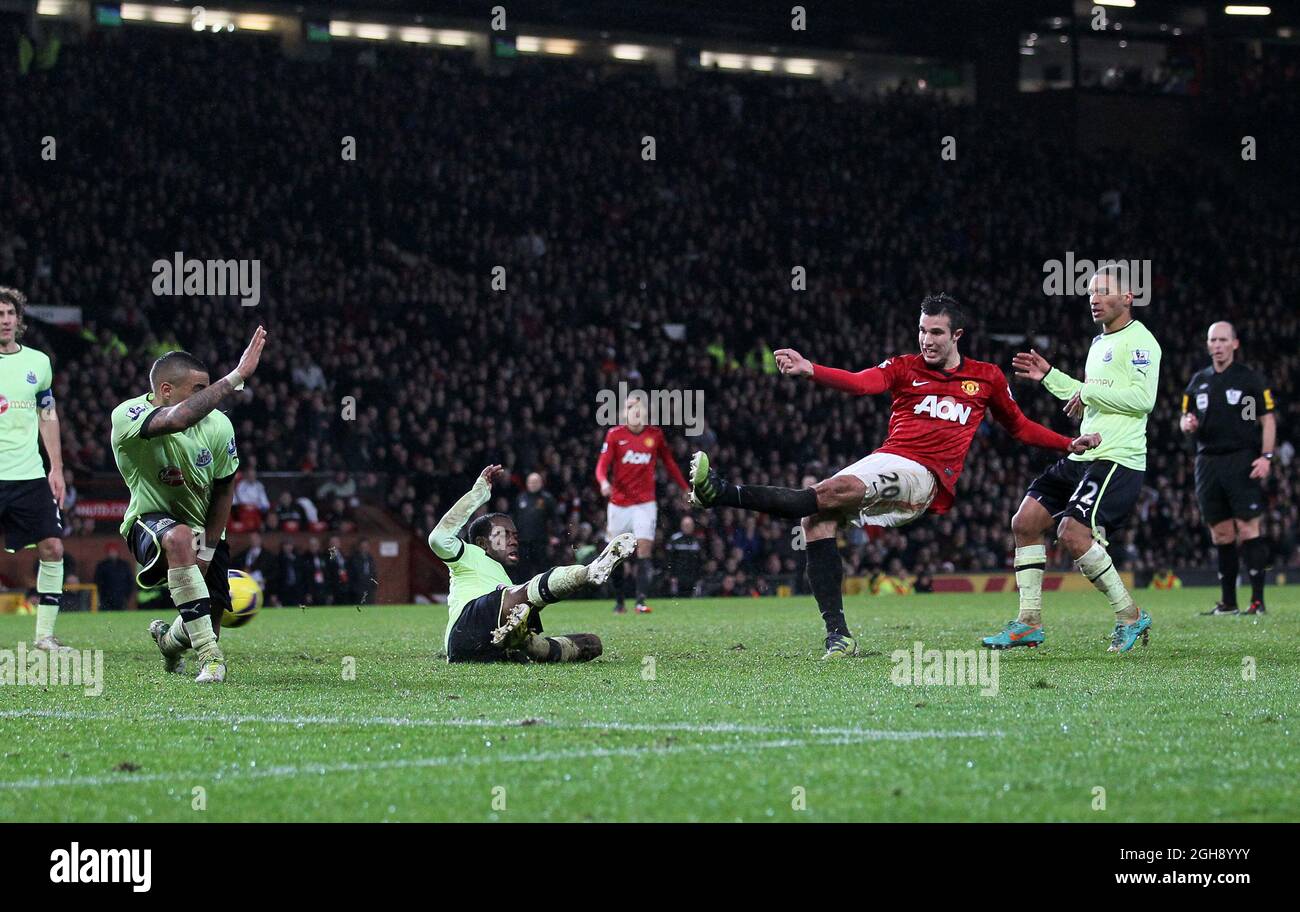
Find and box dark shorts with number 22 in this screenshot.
[1026,458,1144,537]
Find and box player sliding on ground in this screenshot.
[111,326,267,683]
[429,464,636,663]
[983,267,1161,654]
[689,293,1101,659]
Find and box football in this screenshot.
[223,569,264,628]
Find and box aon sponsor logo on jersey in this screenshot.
[621,450,653,465]
[913,394,972,424]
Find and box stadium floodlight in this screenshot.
[784,58,818,76]
[750,56,776,72]
[717,54,746,69]
[154,6,191,24]
[236,15,277,32]
[35,0,76,16]
[543,39,578,55]
[355,24,391,41]
[437,30,470,47]
[612,44,647,61]
[516,35,542,52]
[1095,1,1136,7]
[1224,5,1271,14]
[399,27,434,43]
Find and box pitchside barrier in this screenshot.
[0,584,98,615]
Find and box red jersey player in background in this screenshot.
[596,395,690,613]
[688,294,1101,658]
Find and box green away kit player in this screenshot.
[111,326,267,683]
[984,267,1161,654]
[428,463,635,663]
[0,287,69,653]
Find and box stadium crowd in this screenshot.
[3,27,1297,599]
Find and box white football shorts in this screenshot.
[832,452,937,529]
[606,500,657,541]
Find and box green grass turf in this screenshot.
[1,588,1296,822]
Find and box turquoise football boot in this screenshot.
[981,619,1045,650]
[1107,610,1152,653]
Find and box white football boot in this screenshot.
[32,635,76,654]
[586,532,637,586]
[194,660,227,684]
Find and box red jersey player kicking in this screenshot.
[596,395,690,613]
[689,294,1101,658]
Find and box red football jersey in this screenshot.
[595,425,689,507]
[811,354,1073,514]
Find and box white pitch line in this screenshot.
[0,707,1001,742]
[0,730,993,792]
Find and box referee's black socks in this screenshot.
[1216,543,1239,607]
[1243,537,1268,604]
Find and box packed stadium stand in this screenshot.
[1,16,1296,605]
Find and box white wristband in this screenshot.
[224,369,245,391]
[198,545,216,562]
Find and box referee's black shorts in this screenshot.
[1195,451,1265,526]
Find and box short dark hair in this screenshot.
[150,350,208,391]
[467,512,511,547]
[0,287,28,340]
[920,293,968,334]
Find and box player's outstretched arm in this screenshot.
[147,326,267,437]
[777,348,892,395]
[1015,349,1081,402]
[428,464,500,560]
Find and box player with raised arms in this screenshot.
[688,293,1100,659]
[0,288,71,652]
[983,266,1161,653]
[430,464,637,662]
[111,326,267,683]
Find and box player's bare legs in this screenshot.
[489,532,635,661]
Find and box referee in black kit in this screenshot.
[1180,321,1277,615]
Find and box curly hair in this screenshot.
[0,286,28,341]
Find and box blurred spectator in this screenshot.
[93,544,133,611]
[665,516,703,597]
[302,537,328,605]
[271,541,302,607]
[234,531,272,588]
[514,472,556,581]
[350,538,378,605]
[325,534,351,603]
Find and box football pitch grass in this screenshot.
[1,589,1296,823]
